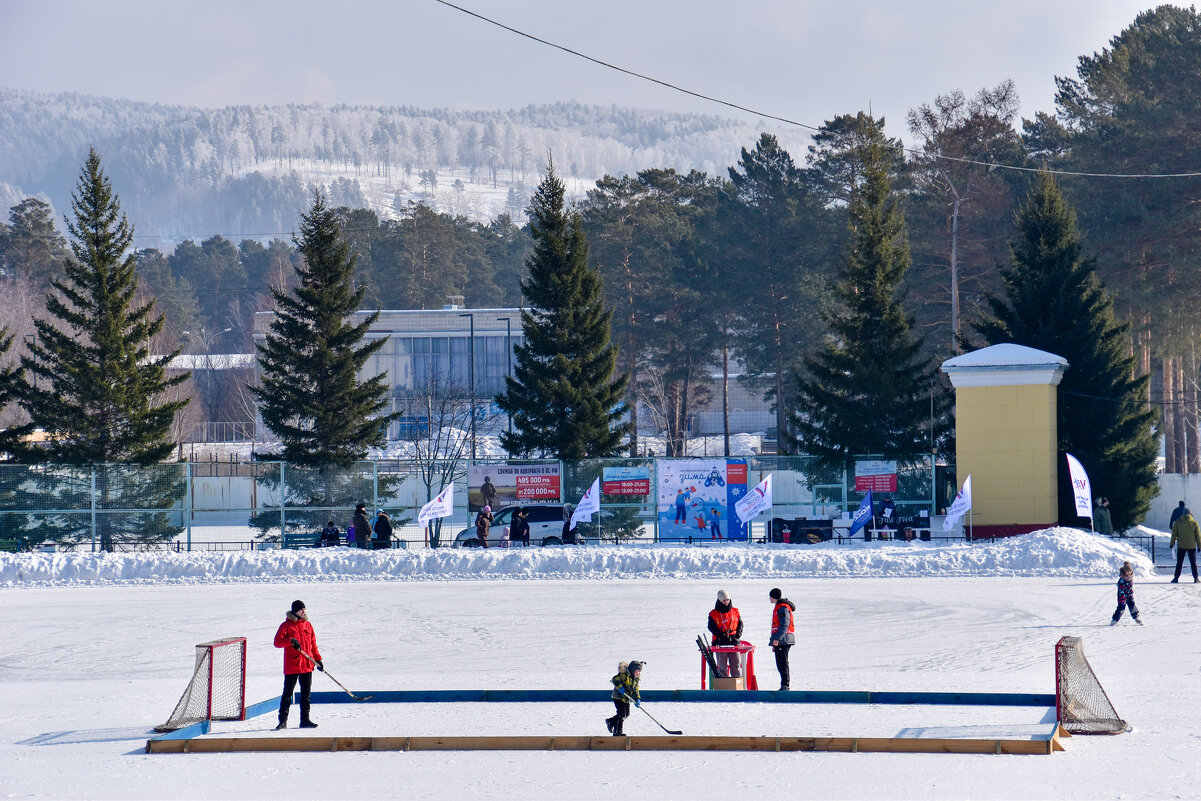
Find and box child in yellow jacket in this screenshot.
[605,660,642,735]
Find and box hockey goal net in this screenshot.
[1055,636,1126,734]
[154,637,247,732]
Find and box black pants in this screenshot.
[1112,599,1139,622]
[1174,548,1198,581]
[607,699,630,734]
[279,671,313,723]
[773,643,792,690]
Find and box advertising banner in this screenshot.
[601,466,651,496]
[657,459,749,540]
[854,460,898,493]
[1065,453,1093,520]
[468,463,561,511]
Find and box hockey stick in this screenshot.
[624,695,682,735]
[696,634,721,677]
[295,645,374,702]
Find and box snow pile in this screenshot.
[0,527,1152,587]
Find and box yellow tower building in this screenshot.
[940,344,1068,537]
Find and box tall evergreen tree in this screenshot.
[17,148,188,550]
[0,197,68,293]
[787,117,949,472]
[974,171,1158,530]
[20,149,186,463]
[497,159,628,458]
[253,190,394,466]
[0,327,31,456]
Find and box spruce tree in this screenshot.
[974,171,1158,530]
[0,327,32,456]
[253,190,394,466]
[497,160,629,458]
[787,119,949,473]
[17,148,188,550]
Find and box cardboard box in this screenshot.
[712,677,745,690]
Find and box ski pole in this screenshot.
[624,694,682,735]
[295,645,374,702]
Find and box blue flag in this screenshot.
[848,490,875,538]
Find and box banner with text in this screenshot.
[467,463,561,511]
[601,465,651,496]
[854,460,898,493]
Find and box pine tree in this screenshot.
[787,119,949,472]
[497,159,629,458]
[0,328,32,456]
[17,148,188,550]
[253,190,394,466]
[974,171,1158,530]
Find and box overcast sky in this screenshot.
[1,0,1156,142]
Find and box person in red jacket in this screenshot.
[707,589,743,677]
[273,599,323,730]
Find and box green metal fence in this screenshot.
[0,455,950,551]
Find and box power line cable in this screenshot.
[432,0,1201,180]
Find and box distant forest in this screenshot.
[3,6,1201,465]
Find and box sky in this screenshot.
[0,0,1158,142]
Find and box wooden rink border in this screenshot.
[146,689,1069,755]
[147,728,1069,755]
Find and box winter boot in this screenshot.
[299,719,318,729]
[1135,617,1144,625]
[605,717,615,735]
[274,718,287,730]
[1109,618,1118,626]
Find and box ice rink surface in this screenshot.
[3,563,1198,800]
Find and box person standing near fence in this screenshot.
[1170,507,1200,583]
[511,507,531,547]
[352,503,371,549]
[475,505,493,548]
[707,589,743,677]
[372,509,393,549]
[1094,498,1113,535]
[768,587,795,691]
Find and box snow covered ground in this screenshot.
[2,527,1195,800]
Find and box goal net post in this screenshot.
[1055,635,1126,734]
[154,637,247,733]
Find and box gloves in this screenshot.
[316,660,324,672]
[290,638,301,650]
[634,700,641,708]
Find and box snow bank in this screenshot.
[0,527,1153,587]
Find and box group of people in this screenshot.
[316,503,394,549]
[705,587,796,691]
[471,505,535,548]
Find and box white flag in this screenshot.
[942,475,972,531]
[735,474,773,521]
[418,484,454,526]
[570,478,601,528]
[1065,453,1093,520]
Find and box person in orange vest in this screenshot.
[273,599,323,729]
[707,589,744,678]
[768,587,796,691]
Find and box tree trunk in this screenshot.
[1188,353,1200,474]
[722,340,731,457]
[1175,359,1189,474]
[1164,357,1178,473]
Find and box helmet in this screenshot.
[627,660,643,674]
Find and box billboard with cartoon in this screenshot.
[657,459,749,540]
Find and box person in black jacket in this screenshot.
[372,509,393,549]
[352,503,371,549]
[562,506,578,544]
[511,507,531,547]
[316,519,341,547]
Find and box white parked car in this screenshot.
[453,503,578,547]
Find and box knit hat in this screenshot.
[769,588,782,600]
[627,660,643,674]
[483,505,491,512]
[716,589,730,603]
[291,599,306,614]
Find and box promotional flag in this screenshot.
[1065,453,1093,521]
[570,478,601,528]
[735,474,773,521]
[848,489,875,538]
[418,484,454,526]
[942,475,972,531]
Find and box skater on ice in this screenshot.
[1110,561,1142,625]
[605,660,642,735]
[273,599,323,729]
[707,589,743,677]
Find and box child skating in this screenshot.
[1111,561,1143,626]
[605,660,642,735]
